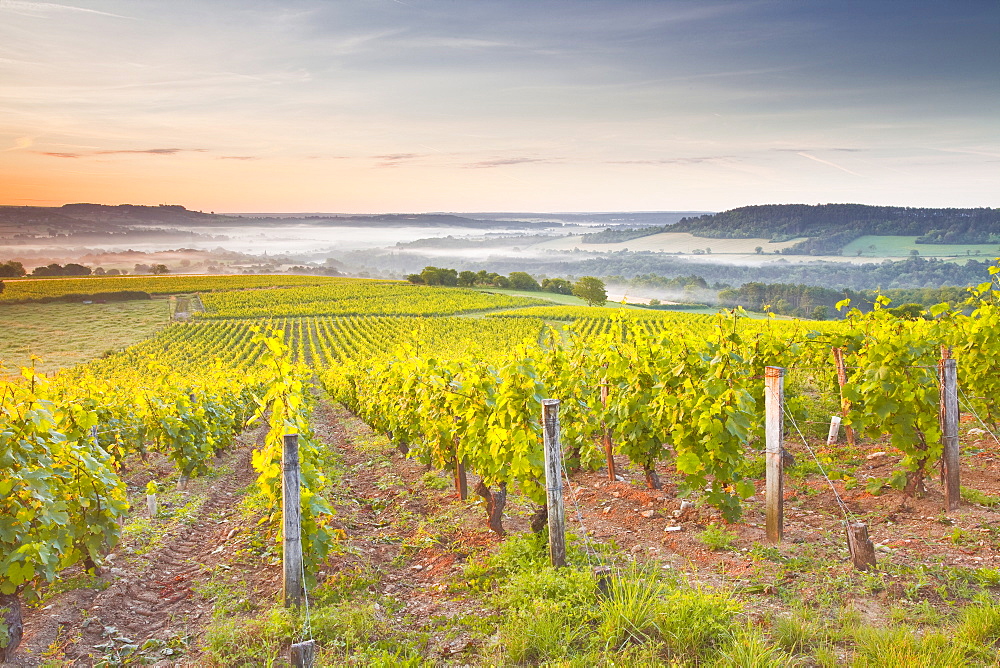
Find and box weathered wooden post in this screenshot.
[600,383,616,480]
[940,357,960,512]
[290,639,316,667]
[846,521,877,570]
[283,433,304,608]
[832,347,856,446]
[542,399,566,567]
[765,366,784,543]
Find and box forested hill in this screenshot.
[669,204,1000,254]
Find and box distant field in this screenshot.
[534,231,805,254]
[842,236,1000,259]
[0,300,170,376]
[0,273,343,303]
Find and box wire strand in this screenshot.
[958,386,1000,448]
[777,395,857,523]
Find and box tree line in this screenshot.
[405,266,608,306]
[715,282,972,319]
[0,261,170,277]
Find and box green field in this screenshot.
[0,299,170,376]
[842,235,1000,259]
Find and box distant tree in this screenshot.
[134,263,151,274]
[420,266,458,286]
[32,263,64,276]
[63,263,91,276]
[754,246,763,255]
[0,280,4,295]
[508,271,541,291]
[106,268,121,276]
[406,273,424,284]
[649,298,661,306]
[573,276,607,306]
[541,277,573,295]
[811,305,829,320]
[457,270,477,287]
[151,264,169,275]
[0,261,25,277]
[93,267,106,276]
[495,275,511,289]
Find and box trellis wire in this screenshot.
[780,399,857,524]
[559,452,603,571]
[958,386,1000,448]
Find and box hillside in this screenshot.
[668,204,1000,255]
[0,204,558,234]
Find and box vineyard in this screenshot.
[4,273,1000,665]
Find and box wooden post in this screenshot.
[826,415,842,446]
[290,639,316,667]
[832,347,855,446]
[765,366,784,544]
[600,383,616,480]
[146,493,158,517]
[940,357,960,512]
[282,434,304,608]
[542,399,566,568]
[846,522,877,570]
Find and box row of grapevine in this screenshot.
[197,282,549,319]
[323,310,807,528]
[318,267,1000,530]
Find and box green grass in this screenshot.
[842,235,1000,259]
[0,299,170,375]
[960,486,1000,508]
[473,287,597,307]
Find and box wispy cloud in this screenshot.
[795,152,863,177]
[932,147,1000,159]
[373,153,425,167]
[608,156,731,165]
[466,157,548,168]
[98,148,204,155]
[0,0,131,19]
[219,155,258,161]
[38,148,206,158]
[774,148,863,154]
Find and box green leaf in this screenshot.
[675,452,703,474]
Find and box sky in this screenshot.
[0,0,997,213]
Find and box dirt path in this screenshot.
[11,423,274,667]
